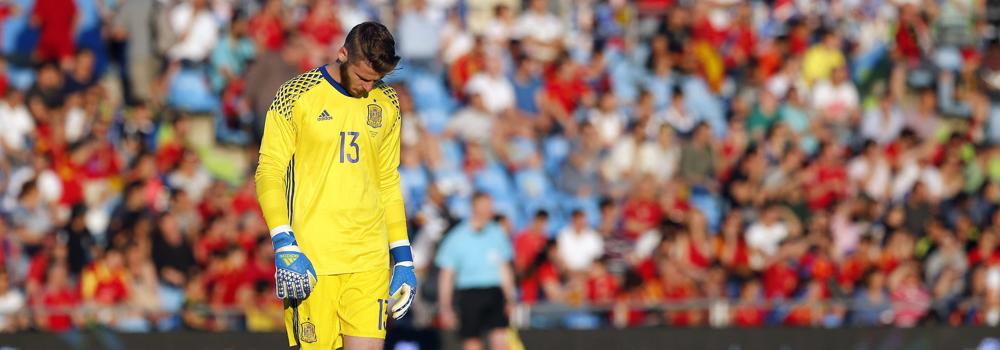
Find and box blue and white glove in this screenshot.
[388,241,417,319]
[272,226,317,300]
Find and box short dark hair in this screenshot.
[534,210,549,220]
[343,22,401,74]
[671,86,684,97]
[472,191,491,202]
[599,197,615,210]
[493,3,509,16]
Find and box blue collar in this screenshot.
[320,64,351,97]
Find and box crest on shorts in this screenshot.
[300,321,317,343]
[367,104,383,129]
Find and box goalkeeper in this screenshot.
[255,22,415,350]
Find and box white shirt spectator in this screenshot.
[483,19,513,47]
[513,10,562,43]
[905,111,940,141]
[986,266,1000,293]
[426,0,457,10]
[633,229,661,260]
[850,155,922,202]
[847,153,886,199]
[636,131,681,182]
[168,151,212,201]
[65,106,88,144]
[557,222,604,272]
[0,287,25,331]
[168,167,213,202]
[465,73,514,114]
[588,108,625,147]
[397,3,445,61]
[601,135,637,183]
[657,103,698,135]
[746,219,788,257]
[919,166,945,200]
[890,161,922,201]
[40,173,63,206]
[4,165,62,211]
[831,208,864,259]
[440,15,474,64]
[336,2,371,30]
[811,79,859,121]
[167,2,219,62]
[12,197,53,240]
[401,113,421,147]
[861,104,905,145]
[0,101,34,152]
[767,73,792,99]
[854,11,893,54]
[767,72,807,99]
[447,101,494,144]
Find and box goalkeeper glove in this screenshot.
[272,226,317,300]
[388,241,417,319]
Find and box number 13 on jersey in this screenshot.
[340,131,360,163]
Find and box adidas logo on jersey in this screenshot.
[317,110,332,121]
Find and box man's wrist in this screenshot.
[271,225,297,251]
[389,240,413,266]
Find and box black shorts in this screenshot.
[455,287,509,339]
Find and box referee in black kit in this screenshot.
[435,193,517,350]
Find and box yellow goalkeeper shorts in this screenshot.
[283,268,390,349]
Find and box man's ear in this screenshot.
[336,47,348,64]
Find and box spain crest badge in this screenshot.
[367,104,383,129]
[300,322,317,343]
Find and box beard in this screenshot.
[338,64,369,98]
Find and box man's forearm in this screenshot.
[499,263,517,302]
[255,154,291,230]
[438,268,454,308]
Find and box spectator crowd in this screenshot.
[1,0,1000,335]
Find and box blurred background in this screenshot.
[2,0,1000,348]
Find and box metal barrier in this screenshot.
[514,297,991,329]
[0,296,993,332]
[517,327,1000,350]
[1,328,999,350]
[0,331,288,350]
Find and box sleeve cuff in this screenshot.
[270,225,293,237]
[389,241,413,264]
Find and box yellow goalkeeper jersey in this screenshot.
[255,65,407,275]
